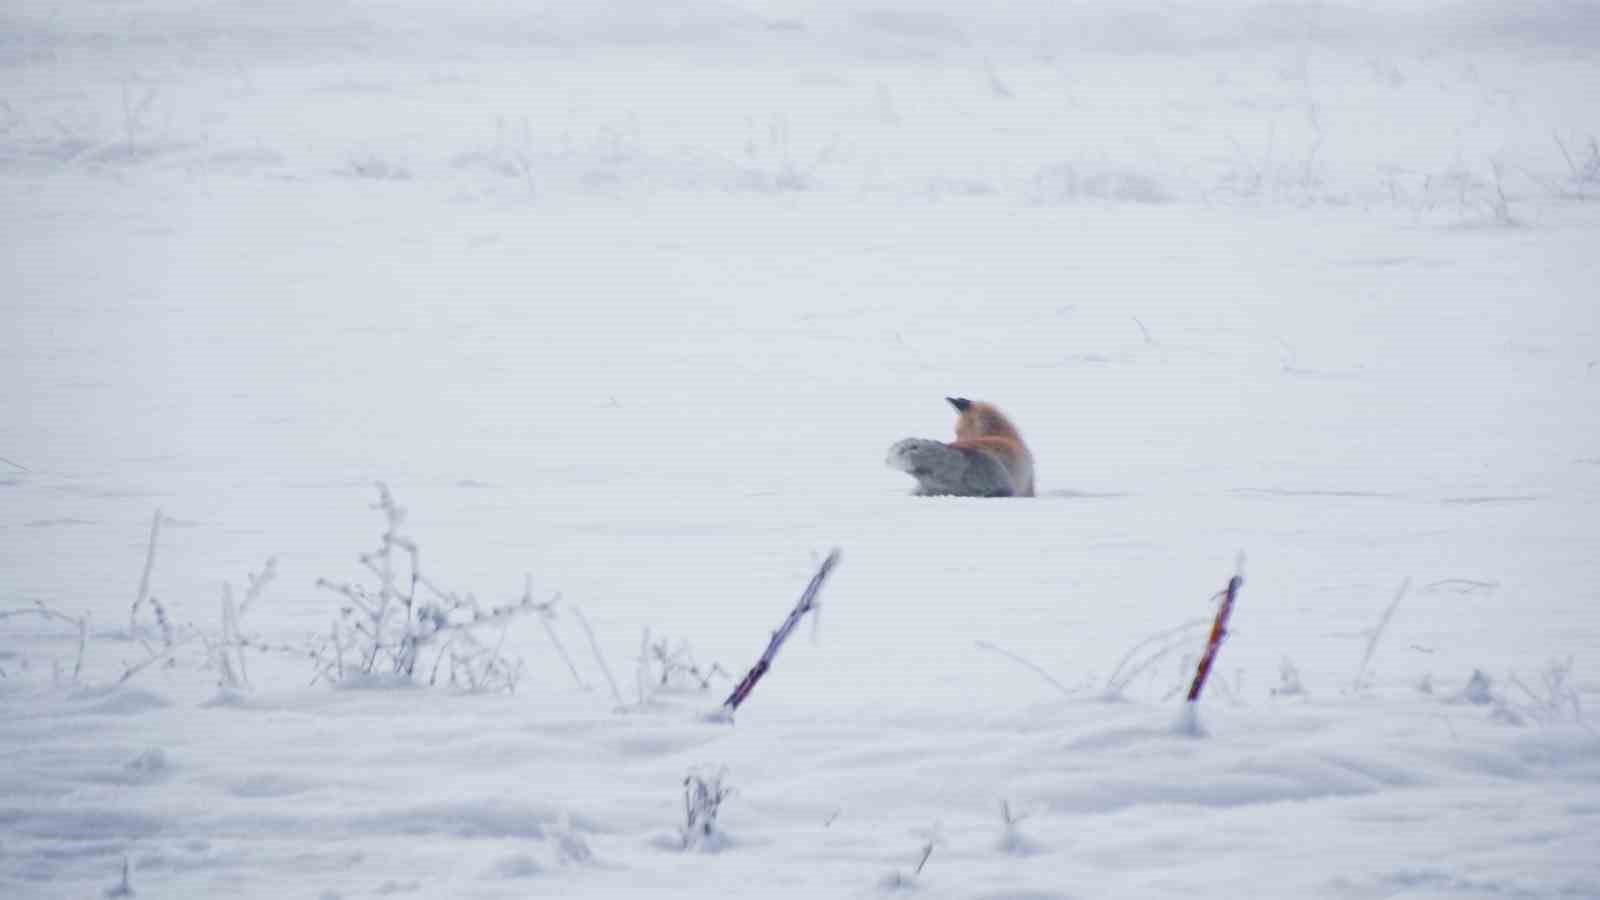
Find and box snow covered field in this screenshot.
[3,1,1598,897]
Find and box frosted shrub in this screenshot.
[879,829,939,891]
[1272,657,1306,697]
[996,801,1042,856]
[1460,669,1494,705]
[1027,161,1172,206]
[680,768,733,851]
[1101,617,1209,702]
[312,484,547,690]
[343,153,410,181]
[210,558,277,693]
[0,601,88,683]
[1505,658,1585,727]
[641,630,726,695]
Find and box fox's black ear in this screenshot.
[946,396,972,412]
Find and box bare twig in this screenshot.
[74,612,89,682]
[1488,159,1516,226]
[573,606,626,708]
[1104,616,1211,700]
[721,549,841,715]
[638,626,658,706]
[130,509,163,637]
[1186,568,1245,703]
[1504,658,1587,728]
[647,634,727,691]
[0,602,90,682]
[106,855,133,897]
[534,588,587,690]
[1555,131,1578,177]
[147,596,174,653]
[213,557,279,692]
[0,602,83,629]
[1421,578,1496,594]
[1353,579,1408,692]
[974,640,1081,697]
[219,583,246,689]
[440,625,523,694]
[118,631,197,684]
[239,557,277,617]
[1553,132,1599,185]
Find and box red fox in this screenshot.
[886,397,1036,497]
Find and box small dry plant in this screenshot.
[312,484,548,690]
[681,767,733,851]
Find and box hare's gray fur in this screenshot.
[887,438,1017,497]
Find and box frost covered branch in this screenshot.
[1553,132,1600,186]
[128,509,164,637]
[974,639,1084,698]
[1353,579,1408,693]
[1422,578,1496,595]
[210,557,277,691]
[1505,658,1586,728]
[573,605,626,708]
[118,595,193,684]
[997,800,1041,855]
[880,826,941,890]
[0,601,89,682]
[1103,615,1211,702]
[106,855,134,897]
[648,632,727,692]
[630,628,730,709]
[533,586,587,690]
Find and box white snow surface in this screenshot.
[3,1,1599,897]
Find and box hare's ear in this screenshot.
[946,397,972,413]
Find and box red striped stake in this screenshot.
[1186,572,1242,703]
[721,549,841,715]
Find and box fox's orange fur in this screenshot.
[949,400,1035,497]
